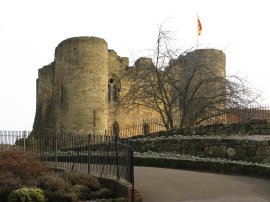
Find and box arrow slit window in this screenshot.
[108,78,119,103]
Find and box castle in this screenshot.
[32,36,226,135]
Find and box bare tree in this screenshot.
[119,25,258,129]
[118,25,183,130]
[170,55,258,127]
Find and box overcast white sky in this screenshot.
[0,0,270,130]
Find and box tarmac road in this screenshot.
[134,166,270,202]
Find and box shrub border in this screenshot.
[50,167,141,202]
[99,177,141,202]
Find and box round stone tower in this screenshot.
[178,49,226,125]
[53,37,108,133]
[184,49,226,77]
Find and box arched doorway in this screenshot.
[112,121,119,137]
[143,123,150,134]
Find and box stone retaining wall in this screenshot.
[131,119,270,138]
[133,136,270,163]
[132,119,270,163]
[134,157,270,179]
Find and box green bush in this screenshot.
[0,151,51,201]
[0,151,50,185]
[71,184,89,200]
[37,174,67,192]
[60,172,115,200]
[43,190,78,202]
[37,173,115,201]
[0,151,120,201]
[8,187,45,202]
[89,187,115,199]
[0,172,22,202]
[37,174,78,202]
[60,172,101,191]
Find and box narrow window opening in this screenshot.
[108,77,120,103]
[113,85,118,102]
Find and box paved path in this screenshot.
[135,166,270,202]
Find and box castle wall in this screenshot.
[124,58,160,122]
[107,56,160,131]
[32,37,227,136]
[33,63,54,131]
[37,64,54,103]
[53,37,109,133]
[108,50,129,76]
[107,50,142,129]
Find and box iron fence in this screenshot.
[0,130,30,151]
[3,132,134,185]
[226,105,270,123]
[105,105,270,138]
[1,105,269,185]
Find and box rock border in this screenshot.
[134,156,270,179]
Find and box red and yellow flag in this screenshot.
[198,17,202,36]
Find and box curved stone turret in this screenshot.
[182,49,226,77]
[135,57,154,68]
[53,37,109,133]
[33,63,54,132]
[179,49,227,125]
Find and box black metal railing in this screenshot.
[0,130,30,151]
[12,132,134,184]
[0,131,135,200]
[105,105,270,137]
[1,105,269,186]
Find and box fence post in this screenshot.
[115,135,119,180]
[23,131,26,153]
[55,135,58,168]
[88,134,91,174]
[130,141,135,202]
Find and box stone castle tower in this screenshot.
[32,36,226,135]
